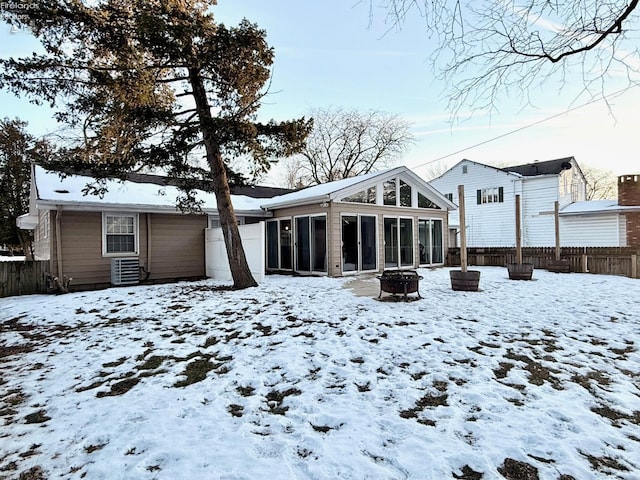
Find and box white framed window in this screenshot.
[477,187,504,204]
[42,211,49,240]
[102,213,139,256]
[209,216,245,228]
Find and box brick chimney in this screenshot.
[618,175,640,247]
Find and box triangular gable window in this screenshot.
[341,186,376,204]
[418,191,441,209]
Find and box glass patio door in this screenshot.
[418,218,444,265]
[295,215,327,274]
[385,217,414,268]
[342,215,377,273]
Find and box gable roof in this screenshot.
[502,157,575,177]
[72,169,294,199]
[431,158,522,183]
[261,166,456,210]
[32,166,267,215]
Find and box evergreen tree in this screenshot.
[0,0,311,288]
[0,119,51,257]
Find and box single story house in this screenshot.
[18,165,455,290]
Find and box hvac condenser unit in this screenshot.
[111,258,140,285]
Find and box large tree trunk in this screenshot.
[189,68,258,289]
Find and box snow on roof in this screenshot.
[559,200,635,215]
[261,166,405,207]
[34,166,265,213]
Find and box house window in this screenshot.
[383,179,396,206]
[341,187,376,204]
[209,216,245,228]
[444,193,454,202]
[41,211,49,240]
[462,165,468,174]
[418,192,440,209]
[399,180,412,207]
[477,187,504,204]
[103,213,138,255]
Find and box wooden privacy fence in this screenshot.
[0,260,51,298]
[447,247,640,279]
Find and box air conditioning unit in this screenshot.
[111,258,140,285]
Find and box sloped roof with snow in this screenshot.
[560,199,640,215]
[261,166,456,210]
[33,166,266,214]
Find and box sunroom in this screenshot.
[260,166,456,277]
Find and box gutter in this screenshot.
[36,199,270,217]
[260,194,331,210]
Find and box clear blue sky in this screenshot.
[1,1,638,183]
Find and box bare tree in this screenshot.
[292,107,414,186]
[582,165,618,200]
[371,1,640,112]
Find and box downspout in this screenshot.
[145,213,152,280]
[55,207,63,279]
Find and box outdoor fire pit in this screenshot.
[377,270,423,301]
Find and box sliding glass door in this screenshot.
[267,216,327,274]
[342,215,377,273]
[418,218,444,266]
[295,215,327,274]
[265,218,293,271]
[385,217,414,268]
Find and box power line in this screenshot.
[408,85,638,171]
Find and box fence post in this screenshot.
[582,254,588,273]
[632,254,638,279]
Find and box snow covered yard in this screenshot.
[0,267,639,480]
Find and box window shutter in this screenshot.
[477,189,482,204]
[498,187,504,202]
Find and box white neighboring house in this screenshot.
[429,157,631,247]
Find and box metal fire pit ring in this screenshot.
[377,270,423,301]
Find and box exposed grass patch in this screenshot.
[227,404,244,417]
[174,358,215,387]
[97,378,140,397]
[24,410,50,424]
[102,357,128,368]
[591,405,640,426]
[18,466,46,480]
[504,351,562,389]
[236,385,255,397]
[84,443,107,454]
[497,458,539,480]
[570,370,612,394]
[400,392,448,420]
[452,465,483,479]
[580,451,630,473]
[355,382,371,392]
[265,387,302,415]
[137,355,166,370]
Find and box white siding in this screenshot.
[559,214,623,247]
[521,176,558,246]
[619,215,627,247]
[430,160,521,247]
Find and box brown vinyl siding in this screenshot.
[147,213,207,280]
[50,210,206,288]
[55,211,148,286]
[269,201,449,277]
